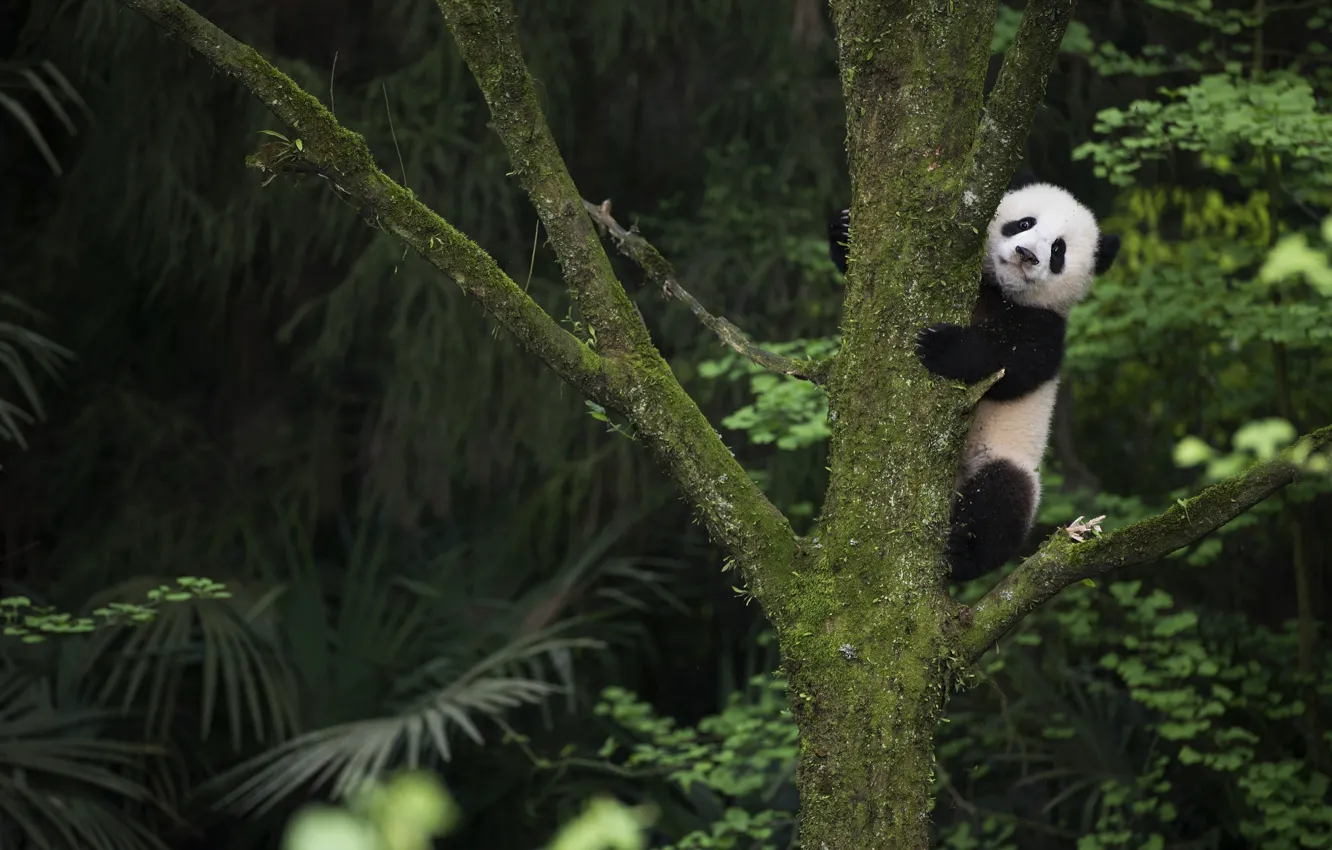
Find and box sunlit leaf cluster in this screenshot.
[1075,72,1332,195]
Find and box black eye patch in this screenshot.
[1050,237,1067,274]
[1000,217,1037,238]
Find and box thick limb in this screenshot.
[958,424,1332,661]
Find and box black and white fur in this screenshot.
[827,182,1120,580]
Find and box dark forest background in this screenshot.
[1,0,1330,847]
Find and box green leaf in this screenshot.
[1173,436,1216,467]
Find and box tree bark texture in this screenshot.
[108,0,1332,847]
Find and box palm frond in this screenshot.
[0,789,168,850]
[0,91,61,175]
[81,579,298,749]
[0,59,91,176]
[206,625,600,818]
[0,293,74,448]
[0,669,168,850]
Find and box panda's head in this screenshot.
[984,182,1121,314]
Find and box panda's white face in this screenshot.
[984,183,1112,315]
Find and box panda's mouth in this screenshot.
[996,257,1035,283]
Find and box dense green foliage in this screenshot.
[547,574,1332,849]
[1,0,1329,847]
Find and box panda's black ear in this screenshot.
[1094,233,1121,275]
[1008,169,1039,191]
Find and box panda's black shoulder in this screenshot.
[971,272,1007,323]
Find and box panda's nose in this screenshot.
[1014,245,1039,266]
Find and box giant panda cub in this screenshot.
[827,182,1121,580]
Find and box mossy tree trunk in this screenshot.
[775,2,1074,843]
[112,0,1332,847]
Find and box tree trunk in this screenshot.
[787,646,945,846]
[780,4,994,844]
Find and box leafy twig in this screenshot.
[1,577,231,643]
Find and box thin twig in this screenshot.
[937,766,1080,840]
[962,369,1006,410]
[582,199,830,385]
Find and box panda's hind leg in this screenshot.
[946,459,1036,581]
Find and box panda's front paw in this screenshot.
[829,208,850,243]
[828,208,851,275]
[914,323,968,376]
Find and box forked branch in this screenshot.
[114,0,802,611]
[428,0,800,603]
[583,199,829,385]
[433,0,648,357]
[959,424,1332,662]
[961,0,1079,234]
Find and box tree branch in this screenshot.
[959,424,1332,663]
[960,0,1078,234]
[582,199,829,385]
[428,1,801,606]
[432,0,648,357]
[113,0,802,615]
